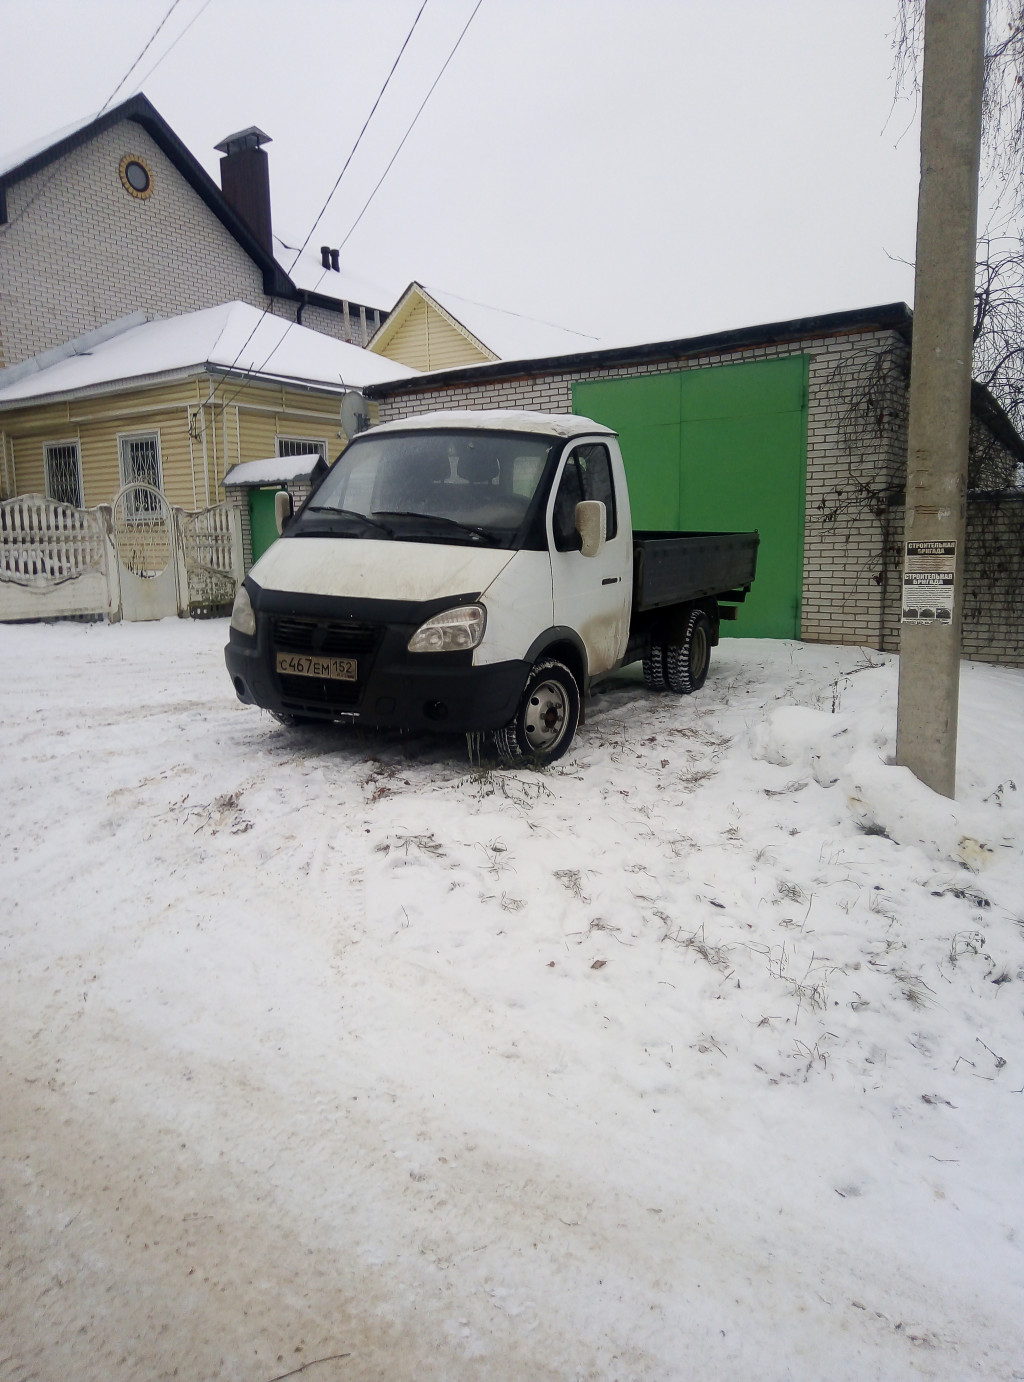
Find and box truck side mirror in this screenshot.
[274,489,293,536]
[575,500,606,558]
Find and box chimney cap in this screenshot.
[215,126,272,156]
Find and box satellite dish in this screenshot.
[341,391,370,438]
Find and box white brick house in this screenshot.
[0,95,387,369]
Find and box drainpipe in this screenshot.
[209,380,218,500]
[0,430,11,497]
[199,384,213,508]
[187,408,198,510]
[296,293,307,326]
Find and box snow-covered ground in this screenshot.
[2,620,1022,1382]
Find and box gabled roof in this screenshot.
[0,96,388,317]
[0,302,417,408]
[0,94,290,298]
[368,281,602,363]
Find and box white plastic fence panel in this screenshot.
[0,494,117,620]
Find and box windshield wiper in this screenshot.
[304,506,393,534]
[372,511,500,544]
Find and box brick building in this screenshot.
[363,304,1024,666]
[0,94,387,369]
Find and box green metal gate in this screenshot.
[573,355,808,639]
[249,487,284,565]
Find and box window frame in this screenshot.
[551,441,618,552]
[276,435,328,463]
[43,438,83,508]
[117,430,164,516]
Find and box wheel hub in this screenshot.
[524,681,566,749]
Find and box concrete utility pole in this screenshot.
[896,0,987,799]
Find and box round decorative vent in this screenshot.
[119,155,153,199]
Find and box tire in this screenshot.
[494,658,581,765]
[665,609,711,695]
[642,640,667,691]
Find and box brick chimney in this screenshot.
[215,126,273,256]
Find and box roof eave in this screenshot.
[0,364,207,411]
[367,281,498,362]
[363,302,916,398]
[207,365,351,394]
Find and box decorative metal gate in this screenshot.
[110,483,179,621]
[180,503,243,616]
[0,489,244,623]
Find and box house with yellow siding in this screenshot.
[0,301,416,564]
[368,282,601,372]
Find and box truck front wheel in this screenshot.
[494,658,581,765]
[665,609,711,694]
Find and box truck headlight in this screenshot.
[230,584,256,637]
[408,604,486,653]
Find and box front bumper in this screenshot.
[225,593,529,734]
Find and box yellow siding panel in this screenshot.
[1,376,352,508]
[425,308,492,370]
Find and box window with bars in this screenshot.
[118,432,163,515]
[44,441,83,507]
[276,436,328,462]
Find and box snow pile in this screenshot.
[1,626,1022,1381]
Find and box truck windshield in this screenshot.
[293,430,556,547]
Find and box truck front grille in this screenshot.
[271,615,378,656]
[270,615,382,712]
[278,676,362,709]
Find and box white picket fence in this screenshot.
[0,490,244,623]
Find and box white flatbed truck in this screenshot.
[225,410,758,762]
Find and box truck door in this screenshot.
[547,440,631,679]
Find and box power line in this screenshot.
[286,0,429,273]
[336,0,484,256]
[221,0,485,407]
[206,0,435,410]
[3,0,204,234]
[212,0,485,428]
[132,0,216,92]
[98,0,187,116]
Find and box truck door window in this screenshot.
[552,443,617,551]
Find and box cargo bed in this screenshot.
[632,531,759,613]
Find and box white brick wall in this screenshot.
[373,330,1023,666]
[0,124,273,363]
[0,120,365,362]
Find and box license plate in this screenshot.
[275,652,357,681]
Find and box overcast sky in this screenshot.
[1,0,928,347]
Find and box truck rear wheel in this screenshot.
[665,609,711,694]
[494,658,581,765]
[642,641,667,691]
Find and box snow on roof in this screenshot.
[273,235,397,315]
[369,409,615,440]
[0,302,418,406]
[0,110,99,180]
[223,454,324,487]
[419,284,603,361]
